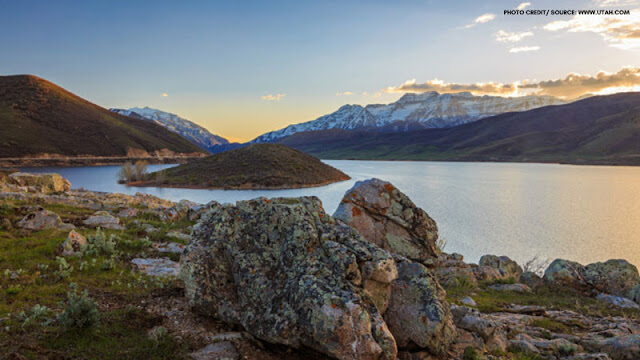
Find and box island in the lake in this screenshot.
[125,143,351,189]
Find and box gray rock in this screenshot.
[182,196,455,359]
[334,178,439,264]
[583,335,640,360]
[117,208,139,218]
[460,297,477,307]
[190,341,239,360]
[479,255,523,280]
[17,209,75,231]
[131,258,180,277]
[544,259,640,299]
[83,211,125,230]
[520,271,544,289]
[596,293,640,309]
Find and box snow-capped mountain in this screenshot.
[110,107,228,152]
[252,92,567,143]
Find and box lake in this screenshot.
[21,161,640,268]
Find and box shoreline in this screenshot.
[125,176,351,190]
[0,155,205,168]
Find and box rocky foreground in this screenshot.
[1,173,640,359]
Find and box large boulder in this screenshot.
[581,260,640,299]
[83,211,125,230]
[8,172,71,193]
[334,178,438,264]
[544,259,640,299]
[181,196,455,360]
[478,255,523,280]
[17,209,75,231]
[543,259,589,292]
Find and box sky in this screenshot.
[1,0,639,142]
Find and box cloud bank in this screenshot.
[544,9,640,49]
[383,67,640,99]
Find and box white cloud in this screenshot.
[596,0,640,7]
[544,9,640,49]
[517,2,532,10]
[509,45,541,52]
[383,66,640,99]
[496,30,534,42]
[465,13,496,28]
[336,91,353,96]
[261,94,286,101]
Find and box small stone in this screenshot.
[460,296,477,307]
[117,208,139,218]
[152,242,185,254]
[131,258,180,277]
[166,231,190,241]
[190,341,239,360]
[61,230,87,256]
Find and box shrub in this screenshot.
[81,229,118,257]
[148,326,169,347]
[55,256,73,280]
[17,304,53,330]
[118,161,148,183]
[58,283,99,329]
[463,346,483,360]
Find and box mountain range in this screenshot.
[110,107,228,153]
[252,92,567,143]
[277,92,640,165]
[0,75,205,159]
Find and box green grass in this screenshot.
[0,198,196,358]
[1,307,188,359]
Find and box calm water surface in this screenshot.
[22,161,640,268]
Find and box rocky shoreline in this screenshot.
[1,173,640,359]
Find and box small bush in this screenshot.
[118,161,149,183]
[58,283,99,329]
[148,326,169,347]
[463,346,484,360]
[557,343,578,356]
[17,304,53,330]
[55,256,74,280]
[81,229,118,257]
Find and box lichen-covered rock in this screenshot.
[596,293,640,309]
[182,196,454,359]
[334,178,438,264]
[83,211,124,230]
[544,259,589,291]
[520,271,544,289]
[384,255,456,354]
[478,255,523,280]
[17,209,75,231]
[581,260,640,299]
[544,259,640,300]
[583,335,640,360]
[61,230,87,256]
[8,172,71,193]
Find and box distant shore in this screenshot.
[0,155,205,168]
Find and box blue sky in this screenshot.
[1,0,639,141]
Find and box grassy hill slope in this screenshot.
[0,75,205,158]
